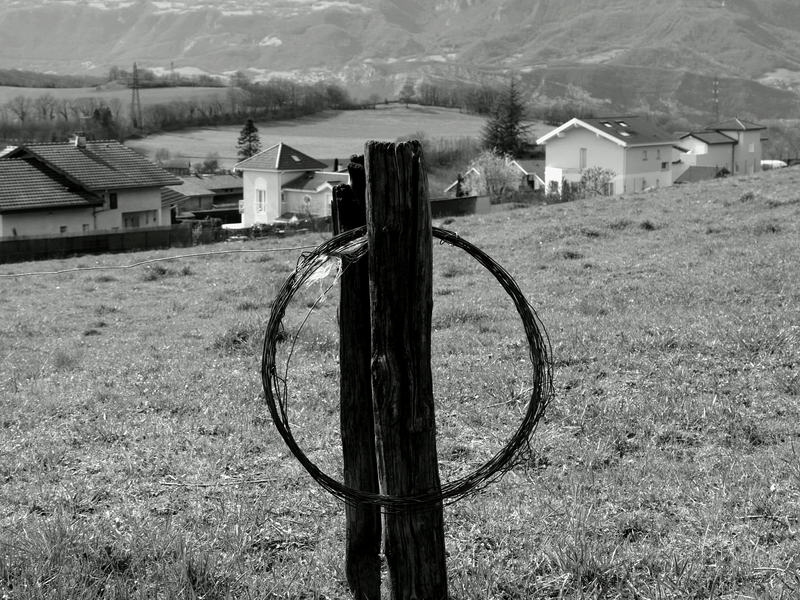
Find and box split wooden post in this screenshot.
[334,157,382,600]
[366,141,448,599]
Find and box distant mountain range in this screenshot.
[1,0,800,119]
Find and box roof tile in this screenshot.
[0,159,103,213]
[6,140,182,191]
[235,143,327,172]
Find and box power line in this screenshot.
[0,244,318,278]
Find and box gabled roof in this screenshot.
[681,131,737,145]
[510,159,545,184]
[195,173,244,191]
[674,166,730,184]
[537,116,679,147]
[161,186,187,208]
[705,118,766,132]
[0,158,104,213]
[234,143,327,172]
[4,141,182,191]
[282,171,349,192]
[168,177,216,198]
[444,167,479,194]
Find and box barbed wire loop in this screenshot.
[261,226,553,512]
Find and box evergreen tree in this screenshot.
[480,78,530,157]
[236,117,262,160]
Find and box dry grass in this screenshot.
[1,166,800,598]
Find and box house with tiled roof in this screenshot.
[0,135,181,236]
[676,118,766,178]
[161,176,216,223]
[536,116,681,195]
[234,143,339,226]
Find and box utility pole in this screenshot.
[131,62,143,129]
[712,75,720,122]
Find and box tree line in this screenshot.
[0,76,365,145]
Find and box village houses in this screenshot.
[536,116,681,195]
[0,134,181,237]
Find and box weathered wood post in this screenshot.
[366,141,448,599]
[334,157,382,600]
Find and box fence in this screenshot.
[0,226,174,264]
[0,218,336,265]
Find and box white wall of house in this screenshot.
[95,187,164,230]
[681,138,733,171]
[283,188,333,217]
[543,130,625,194]
[1,207,95,237]
[727,129,763,175]
[624,144,674,192]
[545,133,613,190]
[240,170,282,226]
[240,170,327,226]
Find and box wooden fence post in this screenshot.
[334,157,382,600]
[366,141,448,600]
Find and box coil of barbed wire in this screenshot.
[261,225,553,512]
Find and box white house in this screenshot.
[0,135,181,237]
[536,116,681,195]
[234,143,347,226]
[676,118,766,178]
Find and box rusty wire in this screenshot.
[261,225,553,511]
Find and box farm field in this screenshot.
[0,84,227,108]
[124,105,519,169]
[1,166,799,598]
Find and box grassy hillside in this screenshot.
[1,165,798,597]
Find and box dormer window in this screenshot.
[616,121,629,127]
[620,132,631,137]
[600,121,613,128]
[291,155,301,162]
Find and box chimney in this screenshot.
[72,132,87,148]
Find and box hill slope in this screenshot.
[0,0,799,117]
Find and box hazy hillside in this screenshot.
[1,0,799,118]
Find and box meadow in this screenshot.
[124,105,514,170]
[1,165,799,599]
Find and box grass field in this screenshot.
[124,105,521,171]
[1,165,799,599]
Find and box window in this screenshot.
[579,148,587,169]
[109,192,118,210]
[642,178,647,190]
[82,224,89,233]
[749,142,755,153]
[603,182,614,196]
[256,189,266,213]
[661,162,669,170]
[642,150,648,161]
[616,121,629,127]
[600,121,613,128]
[60,226,67,234]
[656,149,661,160]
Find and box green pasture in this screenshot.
[124,105,507,169]
[1,166,799,598]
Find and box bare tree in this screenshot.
[33,93,57,121]
[6,95,33,123]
